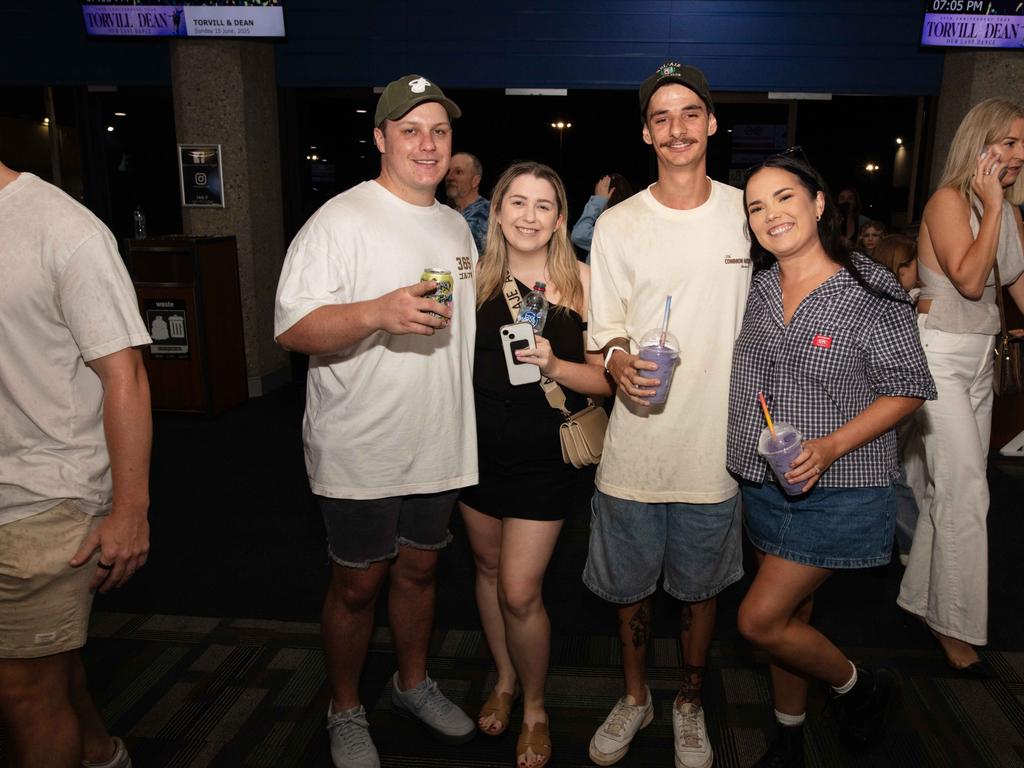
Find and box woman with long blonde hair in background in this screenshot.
[897,98,1024,674]
[459,162,611,767]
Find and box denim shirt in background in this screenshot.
[726,253,936,488]
[460,196,489,255]
[570,194,610,255]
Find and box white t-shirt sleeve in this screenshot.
[274,213,353,338]
[587,216,630,351]
[58,230,151,362]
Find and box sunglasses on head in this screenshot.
[743,146,810,178]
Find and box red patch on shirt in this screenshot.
[812,334,833,349]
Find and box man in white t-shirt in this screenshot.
[583,62,752,768]
[274,75,478,768]
[0,162,152,768]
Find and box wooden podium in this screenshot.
[126,236,247,416]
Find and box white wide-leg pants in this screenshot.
[897,316,994,646]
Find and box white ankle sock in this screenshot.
[774,709,806,727]
[831,661,858,695]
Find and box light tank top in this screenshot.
[920,198,1024,334]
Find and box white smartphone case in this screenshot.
[499,322,541,386]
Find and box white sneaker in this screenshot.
[326,703,380,768]
[588,686,654,766]
[390,672,476,744]
[81,737,132,768]
[673,701,713,768]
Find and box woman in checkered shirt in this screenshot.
[725,152,936,766]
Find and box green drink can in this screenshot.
[421,267,454,318]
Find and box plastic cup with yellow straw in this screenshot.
[756,392,806,495]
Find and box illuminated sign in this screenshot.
[82,2,285,38]
[921,1,1024,48]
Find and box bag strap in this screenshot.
[970,198,1010,336]
[500,270,573,417]
[994,259,1010,337]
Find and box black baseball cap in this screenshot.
[639,61,714,121]
[374,74,462,127]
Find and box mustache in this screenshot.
[659,137,697,148]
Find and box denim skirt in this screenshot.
[740,481,895,569]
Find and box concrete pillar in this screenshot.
[931,51,1024,194]
[169,39,288,397]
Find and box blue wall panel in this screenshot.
[1,1,944,95]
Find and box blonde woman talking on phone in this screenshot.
[898,98,1024,674]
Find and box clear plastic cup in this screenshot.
[757,423,805,495]
[637,329,679,406]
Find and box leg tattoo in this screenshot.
[680,603,692,631]
[678,663,706,704]
[622,603,651,649]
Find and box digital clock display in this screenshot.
[922,0,1024,47]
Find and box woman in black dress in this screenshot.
[459,162,611,768]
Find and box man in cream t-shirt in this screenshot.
[0,162,152,768]
[583,62,751,768]
[274,75,477,768]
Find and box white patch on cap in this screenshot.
[408,77,431,94]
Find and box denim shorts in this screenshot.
[583,489,743,603]
[317,490,458,569]
[741,481,895,569]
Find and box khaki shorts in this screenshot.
[0,501,103,659]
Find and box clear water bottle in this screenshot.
[518,281,549,335]
[132,206,147,239]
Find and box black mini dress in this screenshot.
[460,279,588,521]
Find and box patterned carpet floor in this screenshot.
[4,611,1016,767]
[3,389,1022,766]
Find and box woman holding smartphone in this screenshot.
[727,151,935,766]
[459,162,610,768]
[897,98,1024,674]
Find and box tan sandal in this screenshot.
[478,689,516,736]
[515,720,551,768]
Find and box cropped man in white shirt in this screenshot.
[0,161,152,768]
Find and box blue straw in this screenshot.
[659,296,672,346]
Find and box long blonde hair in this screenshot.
[476,162,584,316]
[940,97,1024,206]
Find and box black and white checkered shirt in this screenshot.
[727,253,937,488]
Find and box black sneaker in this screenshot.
[827,667,897,753]
[751,724,804,768]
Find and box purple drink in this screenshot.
[757,424,805,495]
[638,344,679,405]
